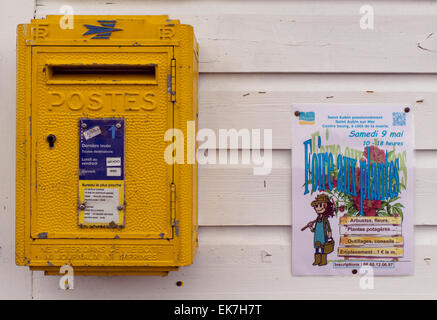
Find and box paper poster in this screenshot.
[291,104,414,275]
[78,118,125,227]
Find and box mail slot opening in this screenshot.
[47,64,157,84]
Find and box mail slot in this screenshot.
[16,16,199,276]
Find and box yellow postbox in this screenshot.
[16,15,198,275]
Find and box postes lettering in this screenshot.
[47,91,156,111]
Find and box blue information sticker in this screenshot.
[79,118,125,180]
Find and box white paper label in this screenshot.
[83,126,102,140]
[106,157,121,166]
[107,167,121,176]
[83,188,119,224]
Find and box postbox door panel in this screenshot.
[30,46,174,239]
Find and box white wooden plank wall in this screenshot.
[2,0,437,299]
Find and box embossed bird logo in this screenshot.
[83,20,122,39]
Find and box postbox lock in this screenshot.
[46,134,56,148]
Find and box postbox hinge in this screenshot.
[170,58,176,102]
[170,183,176,227]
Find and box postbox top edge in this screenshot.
[21,15,196,44]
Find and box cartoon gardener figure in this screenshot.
[302,194,335,266]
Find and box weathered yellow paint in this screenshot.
[16,16,198,275]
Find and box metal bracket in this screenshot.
[170,58,176,102]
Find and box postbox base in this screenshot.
[30,266,179,276]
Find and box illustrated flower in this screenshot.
[332,177,338,189]
[352,195,382,216]
[351,149,384,216]
[331,197,337,212]
[310,144,403,218]
[354,167,361,193]
[363,145,386,163]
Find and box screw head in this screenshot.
[404,107,410,113]
[79,204,86,210]
[115,123,122,129]
[81,123,87,129]
[294,111,300,117]
[117,205,124,211]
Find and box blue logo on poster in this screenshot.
[79,118,124,180]
[299,111,315,124]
